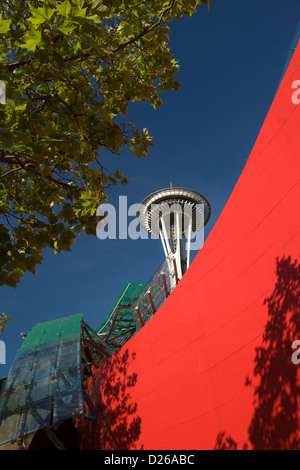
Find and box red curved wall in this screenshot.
[81,44,300,450]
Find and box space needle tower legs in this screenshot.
[137,187,211,286]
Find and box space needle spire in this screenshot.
[137,186,211,283]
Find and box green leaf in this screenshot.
[57,1,88,22]
[130,146,145,159]
[89,3,110,17]
[28,3,55,25]
[22,28,42,51]
[100,108,116,123]
[83,14,103,24]
[74,0,86,8]
[0,19,11,34]
[53,239,60,254]
[80,190,92,200]
[58,20,77,35]
[70,6,87,18]
[57,0,72,18]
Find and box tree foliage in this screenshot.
[0,313,11,333]
[0,0,210,287]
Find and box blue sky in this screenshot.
[1,0,300,378]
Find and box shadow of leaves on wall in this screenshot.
[80,348,142,450]
[215,256,300,450]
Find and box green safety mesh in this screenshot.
[96,282,145,333]
[96,282,145,349]
[0,313,84,446]
[95,257,175,352]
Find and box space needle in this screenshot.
[137,186,211,283]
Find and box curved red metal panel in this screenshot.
[80,43,300,450]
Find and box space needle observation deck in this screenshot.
[137,186,211,282]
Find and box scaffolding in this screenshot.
[0,314,107,450]
[95,254,178,352]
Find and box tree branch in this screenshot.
[0,166,22,179]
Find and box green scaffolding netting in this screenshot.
[95,257,175,352]
[95,281,145,334]
[0,313,84,446]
